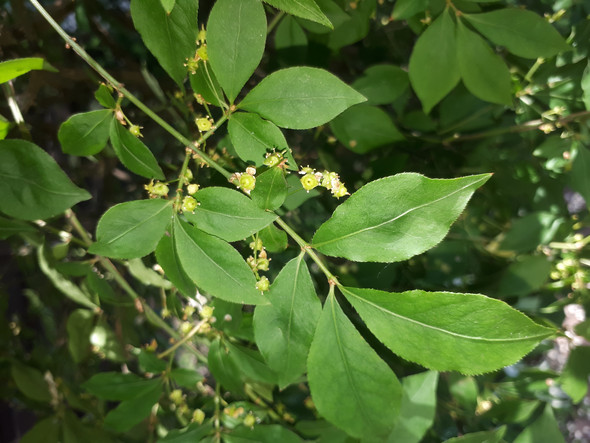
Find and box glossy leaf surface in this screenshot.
[254,255,321,388]
[0,139,90,220]
[109,120,164,179]
[264,0,332,28]
[207,0,267,102]
[240,67,366,129]
[387,371,438,443]
[174,217,268,305]
[228,112,296,168]
[0,57,57,83]
[464,9,569,59]
[409,9,460,113]
[130,0,198,86]
[312,173,490,262]
[342,287,554,374]
[88,199,173,259]
[184,187,277,241]
[250,167,288,211]
[456,20,512,106]
[155,233,197,298]
[330,104,404,153]
[352,65,409,105]
[307,291,402,439]
[58,110,113,156]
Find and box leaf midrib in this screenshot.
[314,176,487,247]
[99,201,171,246]
[342,288,551,343]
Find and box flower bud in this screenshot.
[192,409,205,424]
[257,258,270,271]
[182,196,198,213]
[200,305,214,319]
[243,413,256,428]
[187,183,200,195]
[129,125,142,137]
[256,276,270,292]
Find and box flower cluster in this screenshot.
[144,180,169,198]
[299,166,349,198]
[247,237,271,293]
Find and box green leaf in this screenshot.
[254,255,321,389]
[513,404,565,443]
[307,290,402,439]
[456,19,512,106]
[207,338,245,394]
[258,223,288,252]
[224,341,277,385]
[189,60,226,107]
[207,0,267,103]
[86,271,132,306]
[341,287,554,374]
[138,349,168,373]
[240,67,367,130]
[228,112,296,169]
[170,368,204,389]
[0,114,12,140]
[58,110,113,156]
[264,0,332,29]
[63,411,113,443]
[560,346,590,403]
[109,120,164,179]
[0,139,91,220]
[409,9,460,113]
[159,423,213,442]
[327,0,375,50]
[11,362,52,403]
[88,199,173,259]
[497,255,551,297]
[130,0,198,86]
[83,372,160,401]
[0,215,37,239]
[445,426,506,443]
[391,0,428,20]
[0,57,57,84]
[570,144,590,207]
[94,84,116,109]
[127,258,173,289]
[226,424,303,443]
[67,309,95,363]
[103,379,163,432]
[275,15,308,52]
[90,321,126,362]
[582,62,590,111]
[250,168,288,211]
[387,371,438,443]
[312,173,491,262]
[330,104,404,154]
[352,65,409,105]
[173,217,268,305]
[21,416,60,443]
[463,9,570,59]
[155,233,197,298]
[183,187,277,242]
[38,244,98,309]
[160,0,176,14]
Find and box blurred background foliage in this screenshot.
[1,0,590,441]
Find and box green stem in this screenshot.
[525,57,545,83]
[274,217,339,285]
[28,0,232,180]
[267,11,285,34]
[157,320,205,359]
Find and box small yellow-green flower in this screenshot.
[195,117,212,132]
[301,173,319,192]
